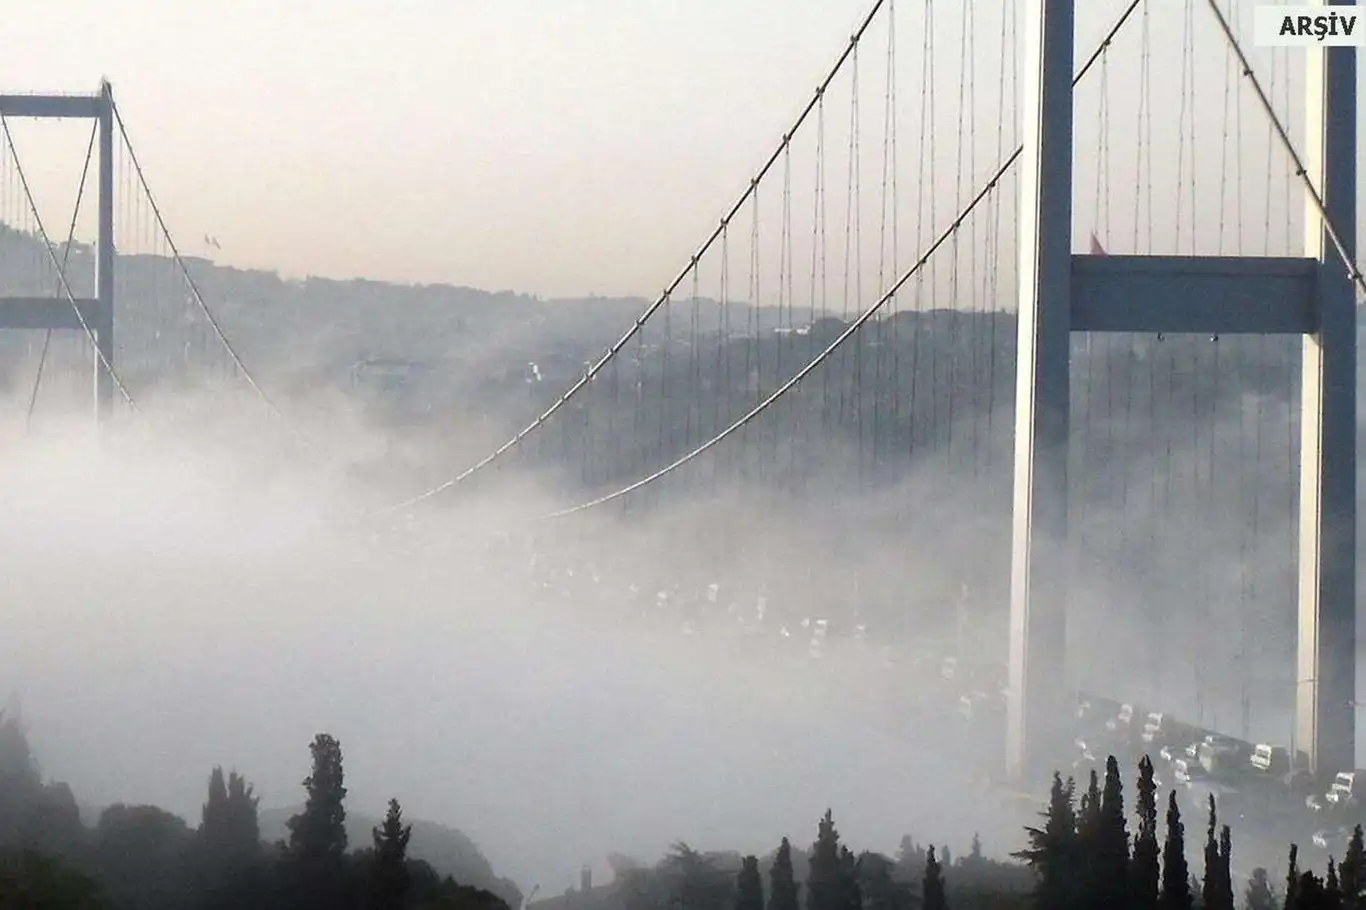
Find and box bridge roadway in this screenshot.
[369,522,1346,878]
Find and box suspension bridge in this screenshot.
[0,0,1361,786]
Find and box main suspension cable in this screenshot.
[375,0,890,516]
[535,0,1146,523]
[1205,0,1366,298]
[111,99,305,442]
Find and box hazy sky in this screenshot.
[2,2,1364,298]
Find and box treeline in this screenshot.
[0,713,511,910]
[595,816,1030,910]
[5,701,1364,910]
[1017,755,1365,910]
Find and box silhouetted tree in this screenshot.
[1014,772,1078,910]
[1132,756,1160,910]
[202,768,228,836]
[1298,871,1329,910]
[1327,857,1344,910]
[93,804,193,910]
[1202,795,1220,910]
[1098,756,1129,910]
[737,856,764,910]
[0,849,104,910]
[196,767,264,910]
[1287,845,1301,910]
[1244,868,1277,910]
[287,734,348,861]
[808,811,843,910]
[1159,791,1191,910]
[285,734,349,910]
[1078,769,1102,851]
[768,838,799,910]
[0,712,81,857]
[858,853,911,910]
[370,798,412,910]
[661,842,731,910]
[1342,826,1364,909]
[923,846,947,910]
[200,767,260,861]
[1216,824,1233,910]
[839,848,861,910]
[895,837,927,885]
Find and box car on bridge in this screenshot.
[1141,712,1204,753]
[1312,825,1354,854]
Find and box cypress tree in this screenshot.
[370,798,412,910]
[1201,795,1219,910]
[287,734,347,862]
[1014,772,1078,910]
[1328,858,1344,910]
[285,733,348,910]
[1098,756,1130,910]
[737,856,764,910]
[1077,770,1101,909]
[1342,825,1364,909]
[807,810,842,910]
[859,853,911,910]
[1215,824,1234,910]
[196,767,262,909]
[223,772,260,862]
[1287,844,1301,910]
[1132,757,1161,910]
[839,847,861,910]
[1159,791,1191,910]
[769,837,799,910]
[922,846,947,910]
[202,767,228,840]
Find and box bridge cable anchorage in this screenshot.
[26,119,96,429]
[109,99,307,446]
[368,0,890,518]
[533,0,1147,524]
[0,112,138,410]
[1205,0,1366,299]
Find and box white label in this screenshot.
[1254,5,1366,46]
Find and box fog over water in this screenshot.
[0,402,1032,893]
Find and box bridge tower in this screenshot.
[1008,1,1357,782]
[0,80,117,423]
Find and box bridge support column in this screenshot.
[94,79,116,423]
[1005,0,1357,784]
[0,83,117,426]
[1296,30,1356,777]
[1007,0,1074,784]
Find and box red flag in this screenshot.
[1089,232,1106,256]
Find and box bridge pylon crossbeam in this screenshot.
[1008,0,1356,782]
[0,82,116,423]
